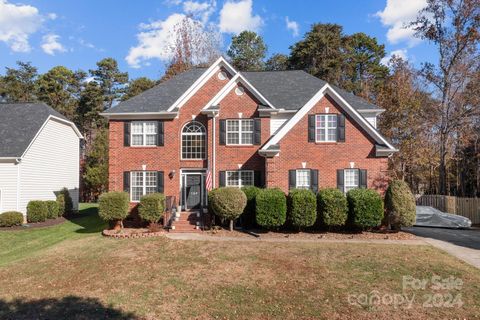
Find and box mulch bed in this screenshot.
[0,216,67,231]
[102,228,165,239]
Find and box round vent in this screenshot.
[235,87,244,96]
[218,71,227,80]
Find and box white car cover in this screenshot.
[415,206,472,229]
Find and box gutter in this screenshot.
[100,111,178,120]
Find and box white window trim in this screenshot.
[344,169,359,193]
[315,114,337,143]
[295,169,311,189]
[181,122,207,160]
[130,171,157,202]
[131,121,158,147]
[226,119,254,146]
[226,170,254,188]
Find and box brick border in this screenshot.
[102,229,165,239]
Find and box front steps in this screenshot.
[169,211,203,233]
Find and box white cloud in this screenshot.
[376,0,427,46]
[0,0,43,52]
[285,17,299,37]
[381,49,408,65]
[183,1,216,24]
[219,0,263,34]
[41,33,66,55]
[47,13,57,20]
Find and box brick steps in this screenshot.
[169,211,203,233]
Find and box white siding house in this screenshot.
[0,103,82,219]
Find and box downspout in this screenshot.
[15,158,21,213]
[212,111,217,188]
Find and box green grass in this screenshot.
[0,203,106,266]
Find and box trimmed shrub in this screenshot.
[347,189,384,229]
[56,194,65,217]
[241,186,261,228]
[317,188,348,227]
[138,193,165,224]
[27,200,48,223]
[45,200,59,219]
[256,188,287,229]
[0,211,24,227]
[59,188,73,215]
[98,192,130,228]
[210,187,247,231]
[385,180,416,229]
[288,189,317,229]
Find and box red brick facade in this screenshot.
[108,68,389,209]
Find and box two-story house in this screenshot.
[102,57,396,229]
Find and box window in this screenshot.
[226,119,253,145]
[182,122,206,159]
[131,121,158,146]
[296,170,311,189]
[226,170,254,188]
[316,114,337,142]
[130,171,157,202]
[344,169,359,193]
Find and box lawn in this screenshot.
[0,205,479,319]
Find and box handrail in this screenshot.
[164,195,177,228]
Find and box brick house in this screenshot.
[102,57,396,229]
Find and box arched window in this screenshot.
[182,122,206,159]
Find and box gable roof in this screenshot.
[0,103,81,158]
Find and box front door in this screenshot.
[185,174,202,210]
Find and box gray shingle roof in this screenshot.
[0,103,68,158]
[104,68,207,113]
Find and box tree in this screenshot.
[411,0,480,195]
[76,81,105,146]
[36,66,85,119]
[89,58,128,109]
[289,23,344,84]
[265,53,289,71]
[227,31,267,71]
[0,61,38,102]
[83,128,109,200]
[122,77,156,101]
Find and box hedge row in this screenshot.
[27,199,61,223]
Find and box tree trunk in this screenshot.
[439,133,448,195]
[229,219,234,232]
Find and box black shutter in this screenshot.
[337,114,345,142]
[157,171,164,193]
[157,121,164,146]
[123,171,130,193]
[254,170,264,188]
[337,169,344,192]
[124,122,131,146]
[310,169,319,193]
[253,118,261,145]
[308,115,315,142]
[359,169,368,189]
[219,120,226,145]
[219,171,226,187]
[288,170,296,190]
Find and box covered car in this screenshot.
[415,206,472,229]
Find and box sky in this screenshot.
[0,0,435,80]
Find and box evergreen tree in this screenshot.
[122,77,156,101]
[265,53,289,71]
[89,58,128,109]
[227,31,267,71]
[0,61,38,102]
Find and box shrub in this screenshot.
[241,186,261,228]
[384,180,416,229]
[56,194,65,217]
[347,189,384,229]
[0,211,24,227]
[210,187,247,231]
[27,200,48,223]
[256,188,287,229]
[288,189,317,229]
[98,192,130,229]
[138,193,165,224]
[59,188,73,215]
[317,188,348,227]
[45,200,59,219]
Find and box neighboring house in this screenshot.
[102,57,397,226]
[0,103,83,218]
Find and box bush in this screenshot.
[210,187,247,231]
[256,188,287,229]
[98,192,130,228]
[45,200,59,219]
[347,189,384,229]
[58,188,73,215]
[138,193,165,224]
[0,211,24,227]
[56,194,65,217]
[241,186,261,228]
[385,180,416,229]
[27,200,48,223]
[288,189,317,229]
[317,188,348,227]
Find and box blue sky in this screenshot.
[0,0,434,80]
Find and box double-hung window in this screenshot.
[226,119,254,145]
[130,171,157,202]
[315,114,337,142]
[131,121,158,146]
[344,169,359,193]
[226,170,254,188]
[295,170,311,189]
